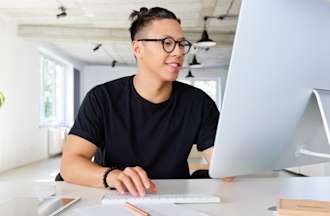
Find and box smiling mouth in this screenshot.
[165,63,181,69]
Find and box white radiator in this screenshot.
[48,127,68,156]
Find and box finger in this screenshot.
[119,173,138,197]
[133,166,151,189]
[222,176,235,182]
[148,181,157,193]
[124,168,145,196]
[227,176,235,182]
[114,180,125,195]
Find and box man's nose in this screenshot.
[171,42,184,57]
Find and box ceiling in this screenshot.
[0,0,241,67]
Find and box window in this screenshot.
[40,53,74,126]
[182,78,222,162]
[178,78,221,107]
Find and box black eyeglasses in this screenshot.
[137,36,192,55]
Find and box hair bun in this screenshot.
[129,7,149,21]
[139,7,148,15]
[128,7,180,41]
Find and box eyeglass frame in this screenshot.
[136,36,192,55]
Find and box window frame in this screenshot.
[178,77,222,108]
[39,51,73,127]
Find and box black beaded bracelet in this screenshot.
[102,167,117,189]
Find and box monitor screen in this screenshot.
[210,0,330,178]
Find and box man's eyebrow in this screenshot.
[162,35,186,40]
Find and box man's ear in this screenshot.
[132,40,143,60]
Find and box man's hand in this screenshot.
[202,148,236,182]
[221,176,235,182]
[107,166,157,196]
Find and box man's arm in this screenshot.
[201,147,235,182]
[201,147,213,163]
[60,134,156,195]
[60,134,108,188]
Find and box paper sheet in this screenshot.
[76,203,209,216]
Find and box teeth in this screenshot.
[167,63,179,67]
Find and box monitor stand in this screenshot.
[296,89,330,159]
[269,89,330,214]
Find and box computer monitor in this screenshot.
[209,0,330,178]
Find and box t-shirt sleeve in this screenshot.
[195,95,220,151]
[69,88,105,149]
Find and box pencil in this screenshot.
[124,202,151,216]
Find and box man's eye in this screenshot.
[180,41,189,46]
[164,41,173,46]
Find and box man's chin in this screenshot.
[162,70,180,82]
[162,74,178,82]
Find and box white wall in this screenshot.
[0,18,48,172]
[81,65,136,101]
[0,18,83,173]
[39,43,85,72]
[81,65,228,101]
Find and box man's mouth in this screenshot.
[165,63,181,69]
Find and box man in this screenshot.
[60,7,233,197]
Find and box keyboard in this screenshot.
[102,193,221,204]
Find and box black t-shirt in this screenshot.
[69,75,219,179]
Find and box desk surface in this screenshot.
[1,177,330,216]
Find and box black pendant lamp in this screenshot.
[185,70,195,78]
[194,17,216,48]
[195,30,216,48]
[189,55,203,69]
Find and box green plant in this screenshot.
[0,91,5,108]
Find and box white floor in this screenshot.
[0,156,61,182]
[0,156,297,182]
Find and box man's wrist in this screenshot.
[102,167,118,189]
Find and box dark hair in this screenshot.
[129,7,181,41]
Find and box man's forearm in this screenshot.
[60,155,108,188]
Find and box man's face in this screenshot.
[133,19,186,82]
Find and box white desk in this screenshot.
[1,177,330,216]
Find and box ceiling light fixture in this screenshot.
[93,44,102,52]
[56,6,67,19]
[194,17,216,49]
[111,60,117,68]
[189,55,203,69]
[185,70,195,78]
[92,43,118,67]
[195,0,238,49]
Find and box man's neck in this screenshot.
[133,72,173,104]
